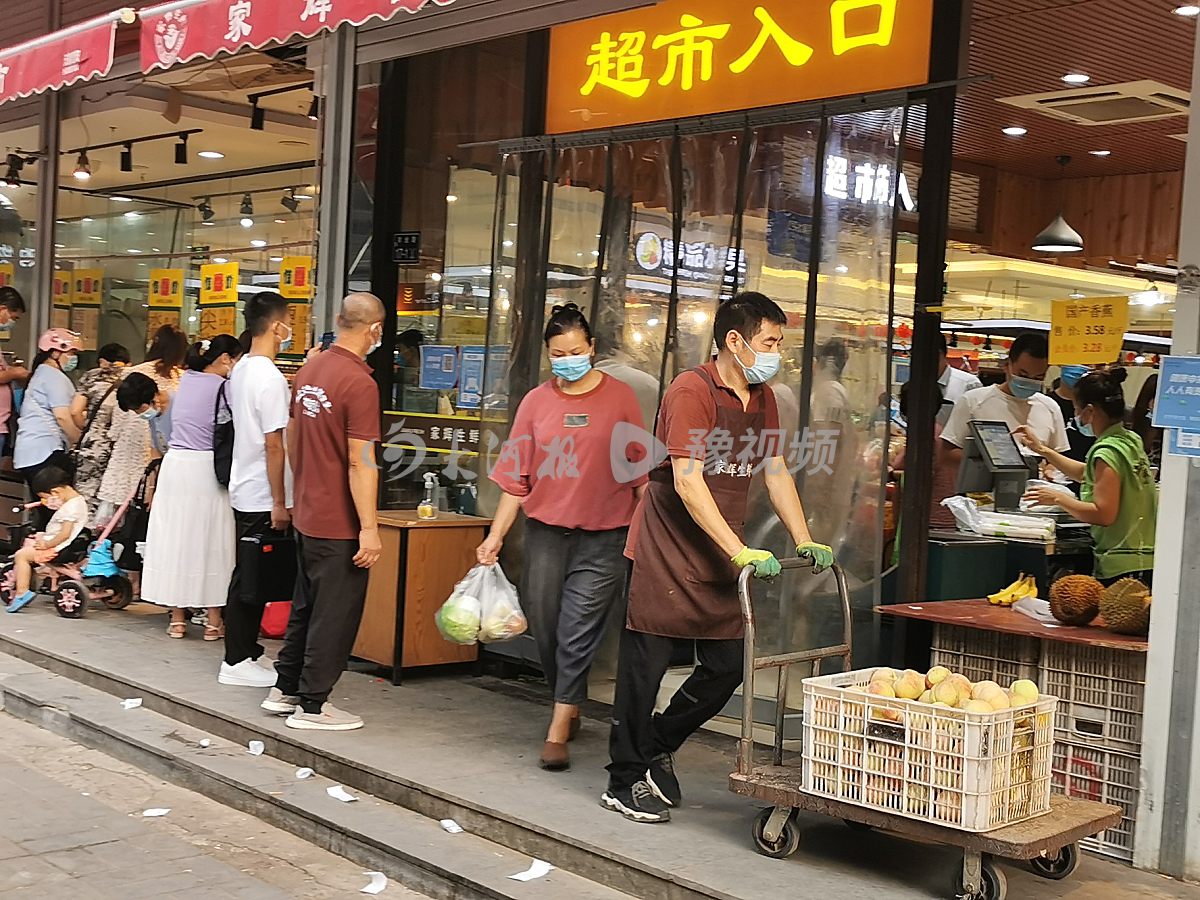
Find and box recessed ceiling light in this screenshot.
[111,196,133,203]
[198,150,225,159]
[90,236,106,242]
[127,248,142,254]
[274,218,287,224]
[201,221,214,226]
[251,239,267,248]
[1089,149,1112,157]
[446,194,458,203]
[1069,291,1086,299]
[213,256,229,264]
[151,247,160,252]
[123,211,140,219]
[81,217,93,223]
[502,240,514,248]
[269,256,284,263]
[240,217,254,228]
[1174,4,1200,15]
[1062,73,1090,85]
[1002,126,1027,136]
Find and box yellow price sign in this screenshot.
[280,256,314,300]
[53,271,73,306]
[200,262,239,305]
[72,268,104,306]
[149,269,184,308]
[1049,297,1130,366]
[0,263,13,288]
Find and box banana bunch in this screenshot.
[988,574,1038,606]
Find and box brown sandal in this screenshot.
[539,741,569,771]
[203,624,224,642]
[167,621,186,639]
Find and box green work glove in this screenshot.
[732,546,782,580]
[796,542,835,574]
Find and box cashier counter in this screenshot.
[924,421,1093,603]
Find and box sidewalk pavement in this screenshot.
[3,601,1200,900]
[0,761,292,899]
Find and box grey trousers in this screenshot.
[521,518,630,705]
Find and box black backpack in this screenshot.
[213,380,234,487]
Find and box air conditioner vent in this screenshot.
[997,80,1189,127]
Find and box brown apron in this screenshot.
[626,366,771,640]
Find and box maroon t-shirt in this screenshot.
[290,345,381,540]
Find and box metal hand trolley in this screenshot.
[728,558,1121,900]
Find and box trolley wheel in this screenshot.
[953,857,1007,900]
[101,575,134,610]
[751,807,801,859]
[53,579,90,619]
[1029,843,1080,880]
[0,561,15,607]
[842,819,874,833]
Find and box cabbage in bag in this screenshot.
[478,565,528,644]
[435,567,485,645]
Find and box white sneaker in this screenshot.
[219,660,277,688]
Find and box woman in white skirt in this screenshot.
[141,334,242,640]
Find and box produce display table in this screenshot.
[352,510,491,683]
[877,599,1147,862]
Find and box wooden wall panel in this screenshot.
[986,168,1182,267]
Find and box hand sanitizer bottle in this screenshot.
[417,472,439,520]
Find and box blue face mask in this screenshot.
[61,355,78,373]
[551,354,592,383]
[737,347,782,385]
[1009,375,1043,400]
[139,407,159,421]
[1075,415,1095,438]
[1060,366,1088,388]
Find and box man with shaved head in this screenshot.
[266,292,386,731]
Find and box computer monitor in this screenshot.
[955,420,1035,511]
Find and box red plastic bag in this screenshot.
[260,601,292,639]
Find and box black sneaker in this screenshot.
[600,781,671,823]
[646,752,682,807]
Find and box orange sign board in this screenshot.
[547,0,934,133]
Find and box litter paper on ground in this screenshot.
[121,698,143,710]
[360,872,388,894]
[327,785,359,802]
[439,819,464,834]
[141,808,171,817]
[508,860,554,881]
[247,740,265,756]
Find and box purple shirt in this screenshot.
[169,370,224,452]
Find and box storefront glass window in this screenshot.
[0,178,39,367]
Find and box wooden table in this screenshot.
[876,599,1149,653]
[352,510,491,682]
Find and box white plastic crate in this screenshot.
[1052,739,1139,862]
[930,624,1040,686]
[1041,643,1145,753]
[802,669,1056,832]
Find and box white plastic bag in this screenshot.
[435,566,485,645]
[478,564,528,644]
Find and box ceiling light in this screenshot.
[1132,282,1168,306]
[251,239,267,248]
[446,194,458,203]
[201,221,214,226]
[1032,155,1084,253]
[197,198,214,221]
[90,236,106,242]
[1089,149,1112,157]
[81,217,93,223]
[120,142,133,173]
[127,248,142,254]
[834,264,849,274]
[188,315,197,323]
[240,217,254,229]
[691,309,710,325]
[111,196,133,203]
[1174,4,1200,15]
[1062,73,1090,85]
[307,96,320,120]
[502,240,514,248]
[647,317,660,327]
[1002,126,1027,137]
[293,189,313,200]
[1068,290,1086,299]
[72,151,91,181]
[431,272,442,282]
[198,150,224,160]
[213,256,229,264]
[123,211,140,219]
[269,256,284,263]
[274,218,287,224]
[250,97,265,131]
[280,189,299,213]
[175,133,188,165]
[239,193,254,217]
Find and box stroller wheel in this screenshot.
[54,579,90,619]
[101,575,134,610]
[0,561,15,608]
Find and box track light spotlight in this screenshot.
[73,151,92,182]
[197,197,214,221]
[239,193,254,216]
[175,133,188,165]
[280,189,299,213]
[250,97,265,131]
[120,142,133,173]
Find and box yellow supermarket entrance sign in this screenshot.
[547,0,934,133]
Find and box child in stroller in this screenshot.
[4,465,90,613]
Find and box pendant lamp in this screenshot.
[1032,156,1083,254]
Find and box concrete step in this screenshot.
[0,656,631,900]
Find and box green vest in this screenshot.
[1081,424,1157,579]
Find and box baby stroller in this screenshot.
[0,498,134,617]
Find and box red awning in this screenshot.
[0,8,135,106]
[140,0,456,72]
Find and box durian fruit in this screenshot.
[1048,574,1104,626]
[1100,578,1152,636]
